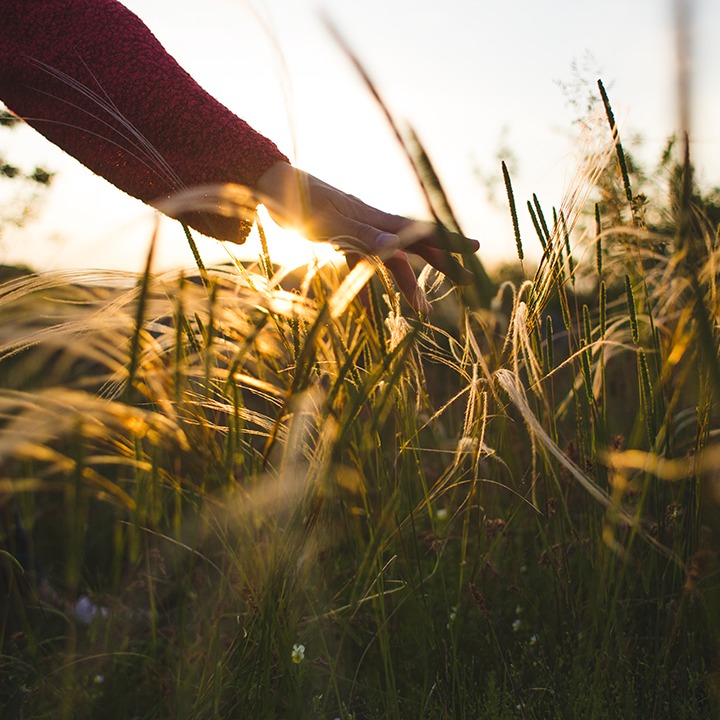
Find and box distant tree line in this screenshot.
[1,109,54,187]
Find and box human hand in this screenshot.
[255,161,479,312]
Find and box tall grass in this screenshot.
[0,82,719,719]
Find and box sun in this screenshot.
[236,206,345,273]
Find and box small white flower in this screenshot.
[512,618,522,632]
[93,674,104,685]
[384,309,410,351]
[515,605,523,615]
[449,606,457,623]
[529,633,539,646]
[435,507,449,521]
[291,643,305,664]
[456,436,477,454]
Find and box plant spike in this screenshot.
[638,348,657,443]
[595,203,603,279]
[582,304,592,346]
[533,193,551,245]
[125,226,157,400]
[598,79,633,206]
[182,222,209,289]
[527,200,547,251]
[625,274,639,345]
[257,218,274,281]
[581,339,594,405]
[502,160,523,263]
[545,314,554,370]
[561,211,575,283]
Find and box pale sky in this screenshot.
[2,0,718,274]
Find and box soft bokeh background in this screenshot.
[1,0,718,273]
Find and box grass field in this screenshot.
[1,81,720,719]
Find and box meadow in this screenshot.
[1,80,719,719]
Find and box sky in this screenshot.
[2,0,719,274]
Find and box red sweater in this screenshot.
[0,0,288,242]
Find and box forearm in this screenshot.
[0,0,288,242]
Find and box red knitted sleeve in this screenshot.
[0,0,289,242]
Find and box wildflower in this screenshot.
[449,606,457,623]
[291,643,305,664]
[529,633,539,646]
[384,309,410,351]
[512,618,522,632]
[457,436,477,454]
[435,507,449,522]
[74,595,108,625]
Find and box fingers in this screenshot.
[339,220,472,312]
[337,192,479,256]
[346,249,431,315]
[323,216,400,256]
[410,244,474,285]
[332,215,477,283]
[384,253,432,315]
[399,222,480,255]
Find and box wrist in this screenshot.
[256,161,313,232]
[255,160,297,204]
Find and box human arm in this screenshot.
[0,0,479,308]
[0,0,288,242]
